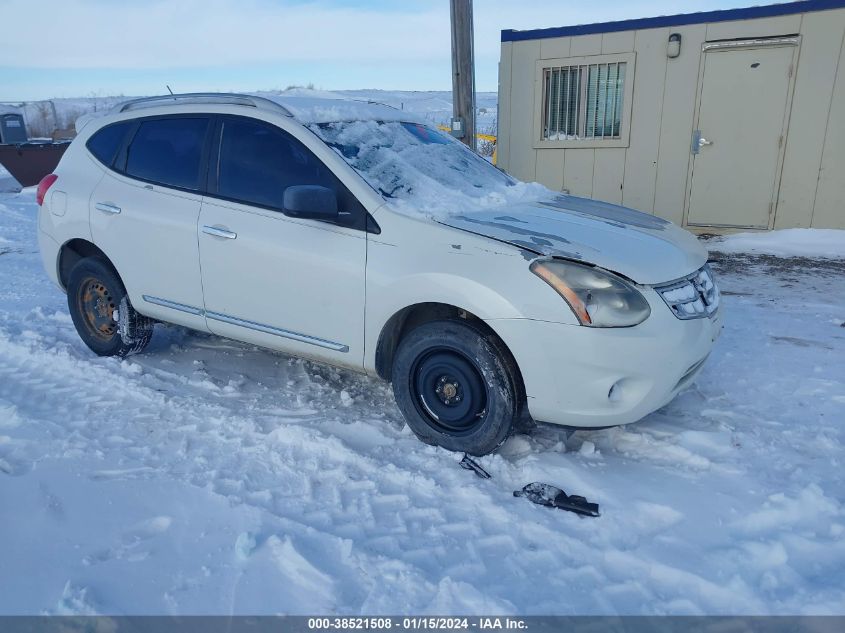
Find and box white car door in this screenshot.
[197,115,367,369]
[89,115,212,331]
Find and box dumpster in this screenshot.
[0,106,70,187]
[0,162,22,193]
[0,142,70,187]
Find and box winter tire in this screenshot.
[391,319,520,455]
[67,257,153,357]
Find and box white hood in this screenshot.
[438,195,708,285]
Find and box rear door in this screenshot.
[90,115,212,330]
[197,115,367,369]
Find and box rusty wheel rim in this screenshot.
[77,276,118,341]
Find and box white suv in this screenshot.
[36,93,721,455]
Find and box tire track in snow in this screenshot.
[0,323,782,615]
[6,190,844,614]
[0,327,569,612]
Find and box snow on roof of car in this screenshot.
[99,90,417,126]
[262,94,422,124]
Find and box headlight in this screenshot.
[530,259,651,327]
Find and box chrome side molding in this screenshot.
[142,295,204,316]
[205,311,349,352]
[141,295,348,352]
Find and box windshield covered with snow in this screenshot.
[308,120,551,217]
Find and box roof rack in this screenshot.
[113,93,293,116]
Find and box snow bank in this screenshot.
[709,228,845,259]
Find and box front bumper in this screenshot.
[487,291,722,428]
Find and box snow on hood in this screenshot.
[310,119,706,283]
[309,119,538,208]
[439,197,708,285]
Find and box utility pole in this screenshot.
[449,0,477,152]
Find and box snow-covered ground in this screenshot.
[709,228,845,259]
[1,190,844,615]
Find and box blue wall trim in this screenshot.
[501,0,845,42]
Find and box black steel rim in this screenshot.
[410,348,488,435]
[77,276,118,341]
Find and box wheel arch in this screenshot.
[57,238,117,291]
[374,302,525,398]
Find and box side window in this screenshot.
[217,117,357,216]
[125,117,209,190]
[86,121,133,167]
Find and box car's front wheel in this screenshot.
[67,257,153,357]
[391,319,520,455]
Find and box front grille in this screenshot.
[655,264,720,320]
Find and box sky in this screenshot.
[0,0,787,101]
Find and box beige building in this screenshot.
[497,0,845,231]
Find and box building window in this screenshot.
[543,61,627,141]
[534,53,634,147]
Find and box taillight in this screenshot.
[36,174,58,206]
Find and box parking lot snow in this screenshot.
[1,190,843,615]
[708,228,845,259]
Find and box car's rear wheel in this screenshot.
[67,258,153,357]
[391,319,519,455]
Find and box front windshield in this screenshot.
[308,120,550,217]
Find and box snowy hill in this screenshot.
[9,89,499,138]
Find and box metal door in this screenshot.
[687,39,797,228]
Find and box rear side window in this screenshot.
[86,121,132,167]
[125,117,209,190]
[216,117,350,211]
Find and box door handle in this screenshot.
[202,225,237,240]
[691,130,713,155]
[95,202,121,214]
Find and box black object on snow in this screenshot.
[514,482,600,517]
[459,453,491,479]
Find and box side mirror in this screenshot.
[283,185,338,221]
